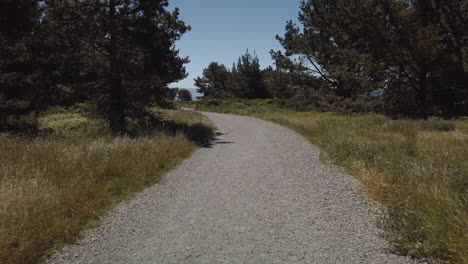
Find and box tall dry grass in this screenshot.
[197,100,467,263]
[0,108,214,264]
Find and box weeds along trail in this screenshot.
[0,108,215,264]
[47,111,412,264]
[195,99,468,263]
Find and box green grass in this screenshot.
[0,107,215,264]
[196,99,468,263]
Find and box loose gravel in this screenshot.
[47,111,414,264]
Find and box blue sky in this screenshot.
[168,0,301,89]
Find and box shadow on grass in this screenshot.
[160,121,215,146]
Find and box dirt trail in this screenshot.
[48,111,412,264]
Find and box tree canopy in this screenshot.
[0,0,190,132]
[2,0,467,134]
[177,89,193,101]
[275,0,468,117]
[194,51,271,100]
[195,0,467,117]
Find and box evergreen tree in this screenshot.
[231,51,270,99]
[265,51,327,104]
[96,0,191,132]
[177,89,192,101]
[1,0,191,132]
[0,0,87,117]
[0,0,43,115]
[195,51,270,100]
[277,0,468,117]
[194,62,232,98]
[167,88,180,101]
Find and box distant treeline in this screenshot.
[0,0,189,133]
[167,88,193,102]
[195,0,468,118]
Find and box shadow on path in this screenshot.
[203,132,235,148]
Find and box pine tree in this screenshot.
[177,89,192,101]
[1,0,190,132]
[97,0,190,132]
[195,51,271,100]
[277,0,467,117]
[231,51,269,99]
[0,0,40,115]
[194,62,232,98]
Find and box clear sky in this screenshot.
[168,0,301,89]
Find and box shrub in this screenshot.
[419,118,456,132]
[0,112,39,134]
[38,106,106,136]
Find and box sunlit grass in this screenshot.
[197,99,468,263]
[0,108,215,264]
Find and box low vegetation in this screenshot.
[0,106,215,264]
[196,99,468,263]
[1,0,466,263]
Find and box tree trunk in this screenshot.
[418,70,428,119]
[335,82,352,98]
[109,0,126,133]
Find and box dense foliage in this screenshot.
[177,88,193,101]
[195,0,467,118]
[278,0,468,117]
[0,0,189,133]
[195,51,271,100]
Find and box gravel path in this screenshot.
[48,111,412,264]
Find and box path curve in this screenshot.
[48,111,412,264]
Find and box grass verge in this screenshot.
[196,99,467,263]
[0,107,215,264]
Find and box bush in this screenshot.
[0,112,39,134]
[123,108,163,137]
[159,109,216,145]
[200,99,223,107]
[323,97,384,115]
[0,103,106,136]
[38,105,106,136]
[419,118,456,132]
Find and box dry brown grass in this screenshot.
[197,99,468,263]
[0,109,214,264]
